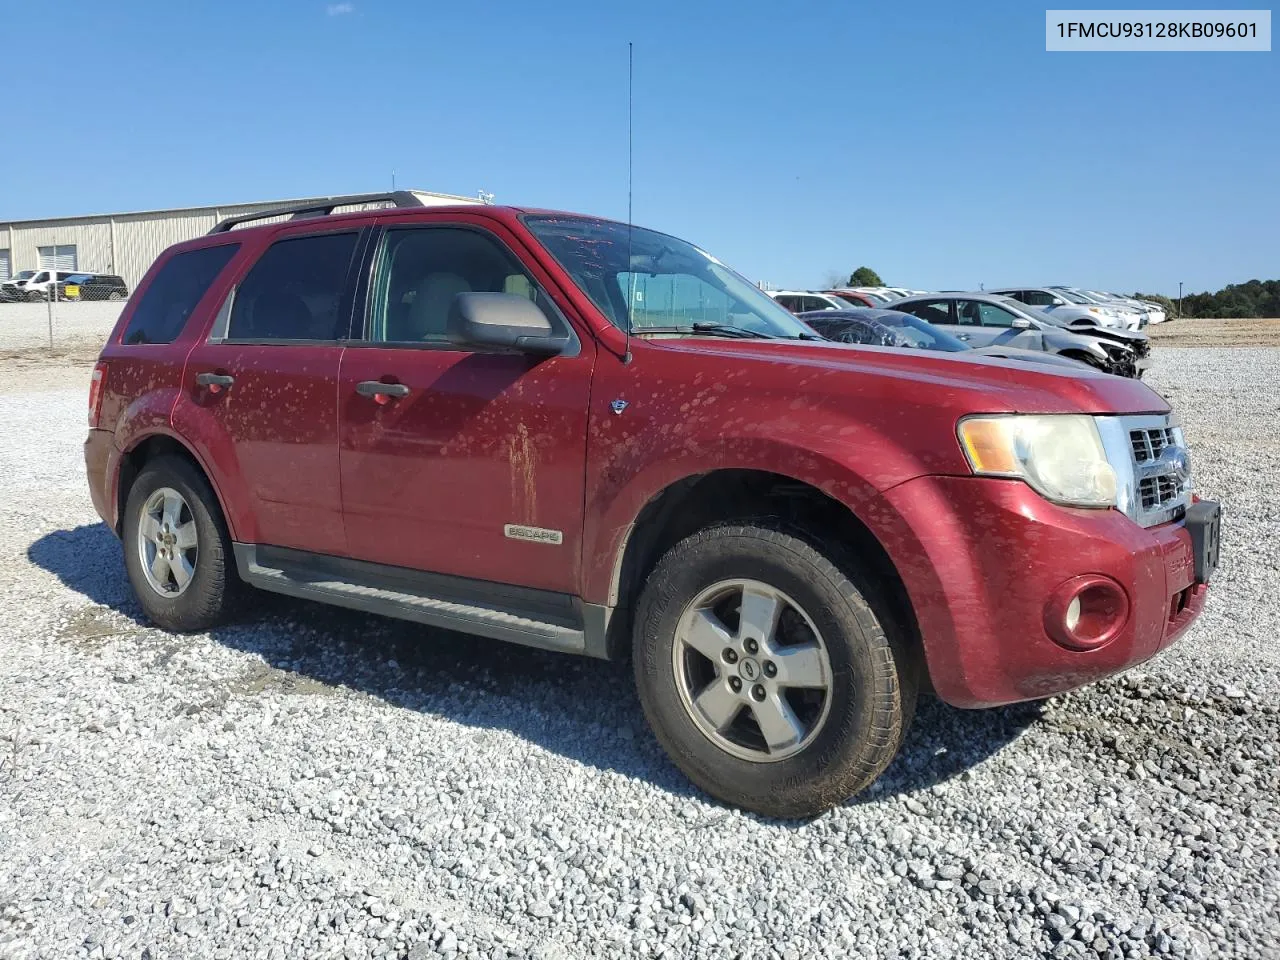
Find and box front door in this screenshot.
[338,222,595,594]
[953,299,1041,349]
[182,227,363,556]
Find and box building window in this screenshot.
[37,244,78,272]
[0,249,10,281]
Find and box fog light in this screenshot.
[1065,596,1081,632]
[1044,576,1130,651]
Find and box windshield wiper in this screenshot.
[631,323,773,340]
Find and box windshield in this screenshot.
[1007,301,1067,327]
[524,216,813,339]
[1054,288,1096,304]
[12,270,35,281]
[808,311,969,352]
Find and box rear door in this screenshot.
[180,226,364,556]
[897,298,959,336]
[337,217,595,594]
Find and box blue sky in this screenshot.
[2,0,1275,295]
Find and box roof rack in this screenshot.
[207,191,431,234]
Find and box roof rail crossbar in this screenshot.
[207,191,430,234]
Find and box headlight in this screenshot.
[957,414,1118,508]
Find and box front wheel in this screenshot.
[633,522,916,818]
[122,455,244,632]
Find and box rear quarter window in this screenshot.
[122,244,240,345]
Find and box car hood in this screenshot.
[1062,325,1149,348]
[649,336,1168,415]
[968,345,1093,369]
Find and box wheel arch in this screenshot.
[602,468,924,676]
[114,431,238,541]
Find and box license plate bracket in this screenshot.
[1185,500,1221,584]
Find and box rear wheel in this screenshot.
[123,455,243,632]
[108,291,124,301]
[633,522,915,818]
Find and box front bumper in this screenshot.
[879,475,1206,708]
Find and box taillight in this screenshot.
[88,361,108,427]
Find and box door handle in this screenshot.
[196,372,235,393]
[956,334,971,341]
[356,380,411,402]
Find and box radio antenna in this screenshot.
[623,40,634,365]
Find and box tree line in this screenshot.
[1133,279,1280,320]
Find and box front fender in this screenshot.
[581,429,931,606]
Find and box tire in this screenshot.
[633,522,916,818]
[122,455,243,632]
[108,291,124,301]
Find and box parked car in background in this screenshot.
[58,272,129,301]
[0,270,38,302]
[992,287,1139,331]
[821,289,880,308]
[889,292,1151,377]
[766,290,851,313]
[1047,287,1147,329]
[799,308,1095,372]
[846,287,896,304]
[13,270,82,301]
[84,191,1215,818]
[1079,289,1167,325]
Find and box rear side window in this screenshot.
[122,244,239,345]
[228,232,359,341]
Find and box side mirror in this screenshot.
[1050,298,1067,306]
[1011,317,1032,329]
[447,292,569,355]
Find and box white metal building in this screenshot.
[0,190,482,289]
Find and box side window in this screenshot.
[369,227,554,343]
[977,303,1017,327]
[121,244,240,345]
[955,300,983,326]
[903,300,954,326]
[801,296,832,312]
[773,295,798,312]
[227,232,359,342]
[1021,290,1055,307]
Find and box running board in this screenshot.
[233,544,588,656]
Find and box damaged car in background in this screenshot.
[889,292,1151,378]
[799,308,1094,372]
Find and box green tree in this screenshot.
[848,266,884,287]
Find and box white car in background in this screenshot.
[1085,290,1168,324]
[1046,287,1147,330]
[766,290,853,313]
[992,287,1139,331]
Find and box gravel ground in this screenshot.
[1,348,1277,960]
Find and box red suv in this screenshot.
[85,192,1220,817]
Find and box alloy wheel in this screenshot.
[137,487,199,597]
[671,579,832,762]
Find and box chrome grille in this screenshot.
[1130,426,1177,463]
[1097,415,1192,528]
[1139,474,1180,510]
